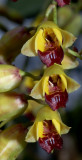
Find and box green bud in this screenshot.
[58,6,73,27]
[0,92,28,127]
[0,26,32,63]
[0,124,27,160]
[0,65,25,92]
[64,14,82,36]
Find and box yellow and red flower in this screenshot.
[30,64,80,110]
[26,106,70,153]
[21,21,76,67]
[21,21,76,68]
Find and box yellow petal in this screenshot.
[52,118,70,135]
[30,79,44,99]
[53,28,62,45]
[24,100,43,117]
[37,21,58,31]
[37,122,43,139]
[59,74,67,90]
[60,28,76,48]
[21,35,36,57]
[43,76,49,95]
[26,121,43,142]
[35,29,45,52]
[44,64,64,77]
[52,119,61,134]
[62,54,79,69]
[65,75,80,93]
[25,122,37,142]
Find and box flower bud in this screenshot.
[0,124,27,160]
[56,0,70,7]
[65,14,82,36]
[0,64,25,92]
[0,92,27,127]
[21,70,40,94]
[58,6,73,28]
[0,26,32,63]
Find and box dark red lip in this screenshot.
[38,46,64,67]
[45,89,68,110]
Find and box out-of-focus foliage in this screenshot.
[7,0,50,17]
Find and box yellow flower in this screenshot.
[26,106,70,153]
[21,21,76,68]
[30,64,80,110]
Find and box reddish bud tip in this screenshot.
[12,0,18,2]
[56,0,70,7]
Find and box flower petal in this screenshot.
[62,54,79,69]
[37,122,43,139]
[60,28,76,48]
[35,29,45,52]
[25,122,37,142]
[30,79,44,99]
[21,35,36,56]
[24,100,43,118]
[64,75,80,93]
[44,64,64,77]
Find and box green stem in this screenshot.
[44,2,57,24]
[68,49,82,60]
[26,95,46,105]
[45,4,54,19]
[25,72,41,81]
[53,3,57,24]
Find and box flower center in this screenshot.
[45,76,68,110]
[39,120,63,153]
[38,29,64,67]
